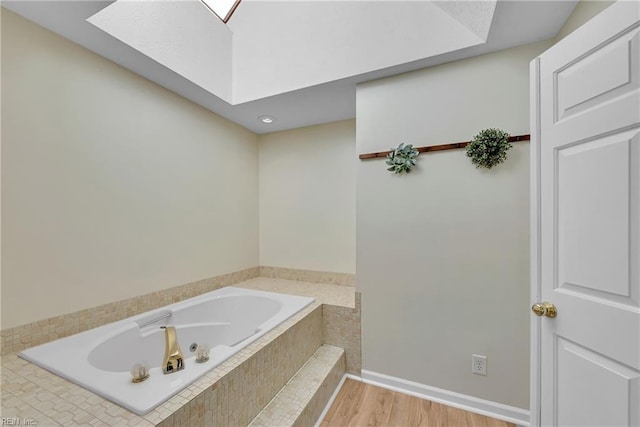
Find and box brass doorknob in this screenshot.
[532,301,557,318]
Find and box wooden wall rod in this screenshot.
[358,134,531,160]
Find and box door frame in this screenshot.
[529,54,542,427]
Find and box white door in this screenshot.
[531,1,640,426]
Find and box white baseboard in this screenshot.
[361,369,530,426]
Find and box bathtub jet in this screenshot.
[19,287,314,415]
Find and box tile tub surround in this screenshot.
[1,303,322,426]
[1,278,361,425]
[237,278,361,375]
[322,293,361,375]
[259,266,355,287]
[1,267,261,356]
[18,287,316,416]
[237,277,355,308]
[249,345,346,427]
[0,267,355,356]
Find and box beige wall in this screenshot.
[1,0,610,344]
[258,120,356,274]
[356,40,554,409]
[1,10,259,329]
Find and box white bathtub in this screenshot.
[19,287,314,415]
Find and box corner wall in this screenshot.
[1,9,259,329]
[258,120,356,274]
[356,40,553,409]
[554,0,615,42]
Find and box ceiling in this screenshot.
[3,0,577,133]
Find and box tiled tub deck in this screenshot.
[0,278,361,426]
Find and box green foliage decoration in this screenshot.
[386,143,419,174]
[466,128,512,169]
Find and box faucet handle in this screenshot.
[195,344,210,363]
[130,362,149,383]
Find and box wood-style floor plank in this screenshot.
[322,379,516,427]
[348,382,394,426]
[388,392,432,426]
[322,376,366,426]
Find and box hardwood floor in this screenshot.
[320,379,516,427]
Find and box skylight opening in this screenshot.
[200,0,242,23]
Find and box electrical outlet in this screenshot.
[472,354,487,375]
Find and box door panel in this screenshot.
[556,338,640,427]
[555,29,638,123]
[534,2,640,426]
[557,131,637,301]
[542,21,639,146]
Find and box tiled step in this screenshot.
[249,344,345,427]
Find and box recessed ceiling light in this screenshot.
[200,0,242,23]
[258,115,276,124]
